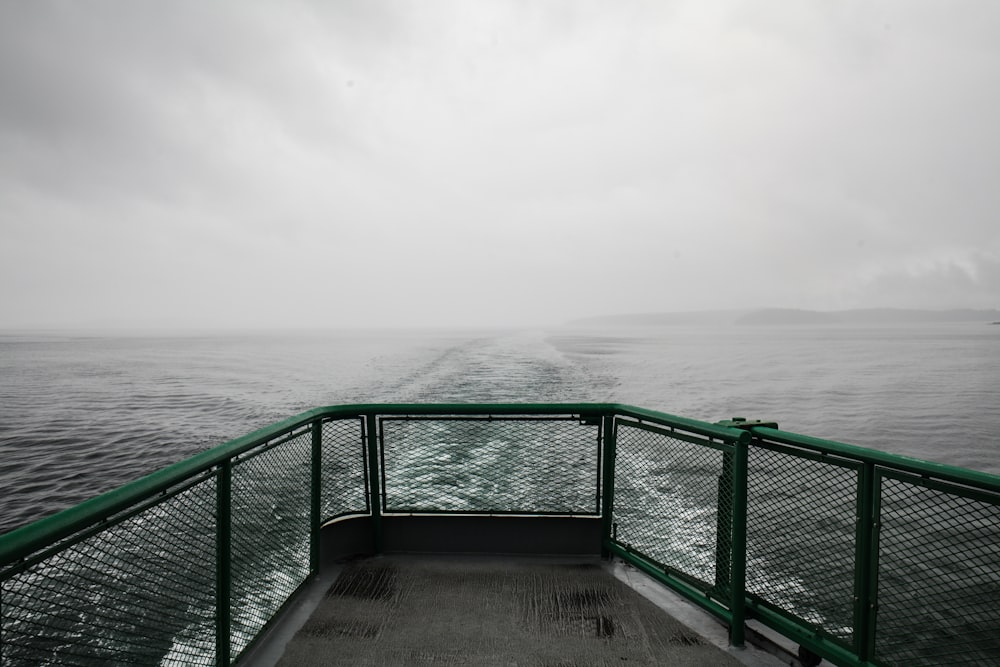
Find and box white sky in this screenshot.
[1,1,998,329]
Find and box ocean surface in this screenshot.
[1,323,998,534]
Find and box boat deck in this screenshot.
[243,555,789,667]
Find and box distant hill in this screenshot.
[735,308,1000,325]
[570,308,1000,327]
[569,310,750,327]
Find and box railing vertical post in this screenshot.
[729,436,749,648]
[365,413,383,554]
[854,463,878,661]
[310,420,322,573]
[600,412,617,558]
[216,460,232,667]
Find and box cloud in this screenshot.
[1,1,998,328]
[843,253,1000,310]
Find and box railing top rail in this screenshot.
[613,404,751,444]
[750,425,1000,493]
[319,402,612,419]
[333,403,749,443]
[0,402,746,564]
[19,402,998,564]
[0,406,327,566]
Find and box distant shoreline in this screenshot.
[570,308,1000,327]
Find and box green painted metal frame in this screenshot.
[216,460,233,667]
[2,403,999,667]
[366,413,383,554]
[599,414,617,558]
[743,426,1000,667]
[855,462,877,663]
[729,438,749,648]
[375,413,605,516]
[601,414,750,650]
[310,420,322,572]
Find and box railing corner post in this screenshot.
[364,413,383,554]
[600,412,618,558]
[729,434,749,648]
[854,462,879,662]
[216,459,233,667]
[310,420,322,573]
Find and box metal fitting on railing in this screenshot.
[716,417,780,430]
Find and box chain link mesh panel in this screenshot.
[875,474,1000,666]
[8,406,998,667]
[1,476,218,666]
[229,429,312,659]
[380,417,600,514]
[320,418,368,521]
[612,422,728,592]
[744,443,859,644]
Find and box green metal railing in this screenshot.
[1,404,998,666]
[739,426,1000,666]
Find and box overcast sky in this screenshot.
[1,1,998,329]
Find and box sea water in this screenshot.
[1,322,998,534]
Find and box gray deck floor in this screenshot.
[253,555,787,667]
